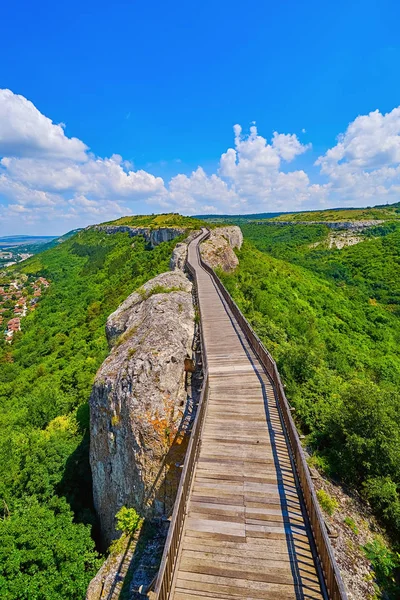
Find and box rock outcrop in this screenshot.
[86,523,168,600]
[90,269,195,547]
[169,243,187,271]
[169,229,200,270]
[106,270,192,346]
[93,225,185,248]
[200,226,243,272]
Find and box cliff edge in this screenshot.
[89,225,242,549]
[90,269,195,547]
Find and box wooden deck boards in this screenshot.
[170,238,325,599]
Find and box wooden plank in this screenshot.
[176,572,324,598]
[165,234,327,600]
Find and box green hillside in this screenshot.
[22,229,83,254]
[272,202,400,222]
[219,222,400,595]
[0,223,187,599]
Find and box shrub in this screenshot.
[115,506,142,537]
[316,489,338,516]
[363,476,400,532]
[307,453,331,475]
[363,536,400,599]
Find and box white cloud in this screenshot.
[0,90,168,232]
[315,107,400,204]
[68,195,128,217]
[1,154,165,198]
[317,107,400,174]
[216,124,311,210]
[272,131,311,161]
[2,88,400,234]
[168,167,240,212]
[0,89,88,160]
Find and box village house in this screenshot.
[6,317,21,340]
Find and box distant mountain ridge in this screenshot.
[197,199,400,223]
[0,230,82,256]
[0,235,56,247]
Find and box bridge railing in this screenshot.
[154,231,210,600]
[154,228,346,600]
[197,240,347,600]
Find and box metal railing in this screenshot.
[154,228,347,600]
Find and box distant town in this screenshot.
[0,250,33,267]
[0,272,50,341]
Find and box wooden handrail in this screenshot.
[154,227,347,600]
[197,241,347,600]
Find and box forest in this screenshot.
[218,221,400,596]
[2,213,400,597]
[0,224,188,599]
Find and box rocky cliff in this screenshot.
[169,229,200,270]
[200,225,243,272]
[93,225,185,248]
[90,269,195,547]
[89,225,242,548]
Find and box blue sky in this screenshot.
[1,0,400,234]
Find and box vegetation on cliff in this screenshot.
[102,212,206,230]
[0,224,186,599]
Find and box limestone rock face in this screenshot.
[106,271,192,346]
[93,225,185,248]
[90,270,194,547]
[169,243,188,271]
[200,226,243,272]
[169,230,201,271]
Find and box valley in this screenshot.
[0,209,399,599]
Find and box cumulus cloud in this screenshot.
[315,106,400,204]
[1,154,165,198]
[216,124,311,210]
[169,167,240,211]
[2,88,400,234]
[0,89,88,160]
[317,107,400,173]
[272,131,311,161]
[0,89,167,231]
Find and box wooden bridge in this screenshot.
[154,229,347,600]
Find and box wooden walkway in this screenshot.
[169,235,326,599]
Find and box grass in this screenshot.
[111,414,121,427]
[101,213,207,230]
[344,516,359,535]
[138,284,185,301]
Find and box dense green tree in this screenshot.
[219,226,400,543]
[0,226,186,598]
[0,498,101,600]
